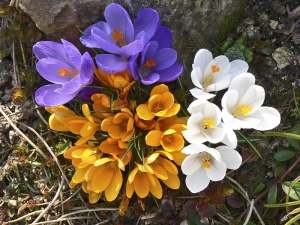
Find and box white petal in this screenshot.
[221,109,241,130]
[203,56,230,80]
[221,123,237,148]
[185,167,210,193]
[221,90,238,114]
[204,147,222,162]
[203,127,225,143]
[239,85,265,114]
[191,67,204,89]
[206,75,230,92]
[204,102,222,124]
[229,73,256,102]
[190,88,215,100]
[181,143,208,154]
[181,154,202,175]
[215,146,242,169]
[228,59,249,81]
[206,158,226,181]
[234,116,260,129]
[182,130,207,144]
[249,107,281,131]
[193,49,213,72]
[188,99,208,114]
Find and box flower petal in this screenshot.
[203,55,230,81]
[181,154,202,175]
[157,62,183,83]
[95,54,128,74]
[146,130,163,147]
[191,67,204,89]
[62,39,82,69]
[91,166,114,192]
[228,59,249,81]
[134,172,149,198]
[140,72,160,85]
[105,169,122,201]
[249,107,281,131]
[193,49,213,72]
[136,104,155,120]
[150,26,172,48]
[221,123,237,148]
[161,171,180,189]
[190,88,215,100]
[153,48,177,70]
[79,52,94,85]
[186,167,210,193]
[206,158,226,181]
[181,143,208,154]
[239,85,265,114]
[215,146,242,170]
[33,41,69,62]
[229,73,256,102]
[147,173,163,199]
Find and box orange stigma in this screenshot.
[211,65,220,73]
[112,29,126,47]
[145,58,156,67]
[58,68,79,78]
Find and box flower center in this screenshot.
[163,135,173,144]
[234,104,253,117]
[112,29,126,47]
[153,101,163,113]
[203,118,215,129]
[202,153,211,169]
[58,68,79,78]
[140,58,156,76]
[204,65,220,88]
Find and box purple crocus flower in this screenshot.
[33,39,94,106]
[128,26,183,85]
[80,3,160,73]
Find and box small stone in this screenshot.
[0,59,13,88]
[246,25,261,40]
[269,20,278,29]
[8,199,17,207]
[272,47,294,69]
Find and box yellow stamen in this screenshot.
[202,154,211,169]
[204,65,220,88]
[112,29,126,47]
[203,118,215,129]
[58,68,79,78]
[163,135,173,144]
[145,58,156,67]
[234,104,253,117]
[153,101,162,113]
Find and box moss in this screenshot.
[217,0,246,42]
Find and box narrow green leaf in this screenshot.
[236,130,262,158]
[267,185,277,204]
[287,124,300,149]
[250,132,300,140]
[55,141,72,156]
[274,150,296,162]
[254,183,265,194]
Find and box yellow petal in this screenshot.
[161,171,180,189]
[163,103,181,117]
[151,164,168,180]
[134,172,149,198]
[82,148,100,165]
[126,179,134,198]
[105,169,123,201]
[146,153,160,164]
[108,125,127,139]
[147,173,162,199]
[136,104,155,120]
[48,115,69,131]
[72,166,91,183]
[85,165,99,181]
[100,138,125,155]
[150,84,169,95]
[91,166,114,192]
[159,157,178,174]
[170,151,187,166]
[69,180,78,189]
[89,191,102,204]
[162,133,184,152]
[145,130,163,147]
[94,157,114,166]
[128,167,139,183]
[101,117,114,132]
[80,122,97,138]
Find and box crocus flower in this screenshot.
[190,49,249,100]
[221,73,281,130]
[80,3,159,73]
[45,105,76,131]
[33,39,94,106]
[181,144,242,193]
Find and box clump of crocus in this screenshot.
[33,39,94,106]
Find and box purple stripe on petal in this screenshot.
[92,27,122,55]
[62,39,82,70]
[36,58,74,84]
[80,21,111,48]
[55,75,83,95]
[150,26,172,48]
[80,52,94,85]
[134,8,160,44]
[104,3,134,43]
[128,54,139,80]
[157,62,183,83]
[35,84,77,107]
[95,54,128,73]
[140,72,160,85]
[153,48,177,70]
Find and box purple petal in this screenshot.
[80,21,111,48]
[134,8,160,44]
[77,79,102,102]
[150,26,172,48]
[80,52,94,85]
[153,48,177,70]
[140,72,160,85]
[35,84,78,107]
[157,62,183,82]
[141,41,158,65]
[95,54,128,73]
[104,3,134,43]
[36,58,74,84]
[121,31,145,57]
[128,54,139,80]
[55,75,83,95]
[92,27,122,55]
[62,39,82,70]
[33,41,70,64]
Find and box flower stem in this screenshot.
[235,130,262,159]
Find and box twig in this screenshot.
[243,199,254,225]
[19,38,27,68]
[54,187,81,209]
[0,106,47,159]
[32,178,64,224]
[237,155,300,221]
[60,207,119,218]
[3,210,43,224]
[11,40,20,88]
[30,216,95,225]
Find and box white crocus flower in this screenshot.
[183,100,237,148]
[181,143,242,193]
[190,49,249,100]
[221,73,281,131]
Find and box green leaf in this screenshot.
[267,185,277,204]
[55,141,72,156]
[254,183,265,194]
[186,214,207,225]
[260,46,273,55]
[287,124,300,149]
[282,181,300,200]
[274,164,283,178]
[274,150,296,162]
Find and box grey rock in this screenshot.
[0,59,13,88]
[19,0,246,87]
[272,47,294,69]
